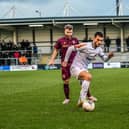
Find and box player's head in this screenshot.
[93,32,104,48]
[64,24,73,37]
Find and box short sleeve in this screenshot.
[54,39,61,49]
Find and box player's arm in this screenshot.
[63,46,75,65]
[62,44,87,67]
[48,48,58,65]
[65,44,87,62]
[75,42,86,48]
[106,52,114,61]
[99,49,114,62]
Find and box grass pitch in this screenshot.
[0,68,129,129]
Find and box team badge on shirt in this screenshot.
[72,40,76,44]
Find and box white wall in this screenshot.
[105,25,120,39]
[0,31,13,41]
[35,28,50,42]
[18,28,32,42]
[88,25,103,40]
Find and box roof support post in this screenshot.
[13,29,17,44]
[112,22,124,52]
[120,27,124,52]
[32,28,36,44]
[50,28,53,52]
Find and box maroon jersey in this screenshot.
[54,36,79,80]
[54,36,79,64]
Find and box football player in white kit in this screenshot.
[62,32,114,107]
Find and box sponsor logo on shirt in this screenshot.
[62,42,69,48]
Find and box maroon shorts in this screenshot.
[61,65,71,81]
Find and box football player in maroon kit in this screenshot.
[48,24,97,104]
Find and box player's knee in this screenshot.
[85,73,92,81]
[64,79,69,84]
[88,74,92,81]
[79,71,92,81]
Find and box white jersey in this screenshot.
[64,42,108,76]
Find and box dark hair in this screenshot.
[64,24,73,29]
[94,32,103,38]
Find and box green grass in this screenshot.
[0,69,129,129]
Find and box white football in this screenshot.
[82,100,95,112]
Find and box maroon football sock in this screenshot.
[64,84,69,99]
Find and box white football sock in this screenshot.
[80,80,90,102]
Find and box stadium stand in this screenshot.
[0,16,129,68]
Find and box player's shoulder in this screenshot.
[72,37,78,40]
[84,42,92,47]
[96,46,103,53]
[98,46,103,51]
[57,37,65,42]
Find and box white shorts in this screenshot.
[70,66,88,79]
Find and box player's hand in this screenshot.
[62,61,68,67]
[48,59,54,65]
[108,51,114,59]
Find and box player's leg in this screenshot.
[62,79,70,104]
[80,80,90,95]
[87,88,98,102]
[61,65,71,104]
[77,71,92,106]
[87,88,91,97]
[80,79,97,102]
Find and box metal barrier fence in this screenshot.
[0,44,129,66]
[0,57,38,66]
